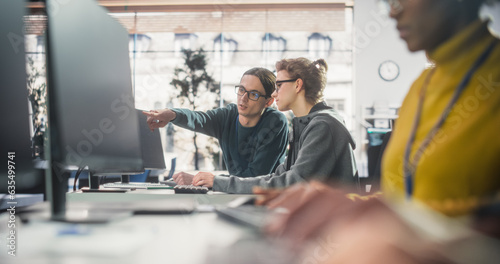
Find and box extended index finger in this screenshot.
[142,110,160,118]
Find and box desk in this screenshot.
[68,189,254,206]
[3,191,499,264]
[0,191,268,264]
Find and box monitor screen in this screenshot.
[136,109,166,170]
[0,0,44,194]
[46,0,143,176]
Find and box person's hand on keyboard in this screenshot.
[172,171,195,185]
[192,172,215,188]
[256,182,459,264]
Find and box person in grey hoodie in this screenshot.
[191,57,359,194]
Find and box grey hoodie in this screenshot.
[213,102,359,194]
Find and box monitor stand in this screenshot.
[81,172,129,193]
[45,165,128,223]
[121,174,130,183]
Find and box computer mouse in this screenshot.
[161,178,177,187]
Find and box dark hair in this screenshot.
[464,0,499,19]
[242,67,276,97]
[275,57,328,105]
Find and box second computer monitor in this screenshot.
[136,109,166,170]
[0,0,43,194]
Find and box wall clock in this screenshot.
[378,60,400,82]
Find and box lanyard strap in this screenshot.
[403,40,497,199]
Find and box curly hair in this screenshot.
[275,58,328,105]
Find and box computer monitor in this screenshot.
[74,109,167,187]
[110,109,166,184]
[45,0,143,212]
[0,0,45,195]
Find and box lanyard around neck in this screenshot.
[403,40,497,200]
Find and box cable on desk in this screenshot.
[73,166,85,191]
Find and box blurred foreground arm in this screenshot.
[256,181,500,264]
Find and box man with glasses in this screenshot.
[144,67,288,182]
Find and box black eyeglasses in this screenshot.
[275,78,298,92]
[235,86,269,101]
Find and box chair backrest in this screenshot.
[166,158,177,179]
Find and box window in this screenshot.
[36,35,44,60]
[174,33,198,57]
[213,34,238,65]
[308,33,332,59]
[327,99,345,112]
[262,33,286,63]
[129,34,151,58]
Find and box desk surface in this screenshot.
[2,191,500,264]
[0,191,271,264]
[68,189,255,205]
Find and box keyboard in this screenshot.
[102,182,170,189]
[174,185,209,194]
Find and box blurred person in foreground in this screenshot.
[255,0,500,263]
[191,58,359,193]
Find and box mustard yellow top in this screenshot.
[381,20,500,216]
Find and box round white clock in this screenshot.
[378,60,400,81]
